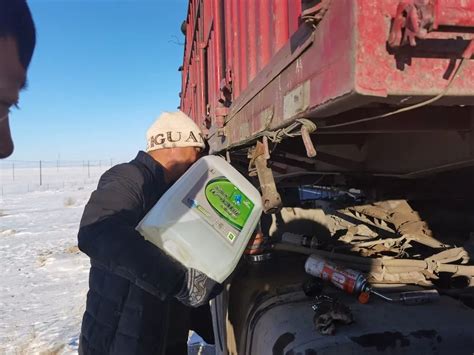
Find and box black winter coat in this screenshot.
[78,151,190,354]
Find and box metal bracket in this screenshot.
[301,0,331,29]
[301,125,317,158]
[248,141,282,214]
[215,106,229,137]
[201,116,212,138]
[388,0,435,48]
[388,0,474,48]
[219,74,232,106]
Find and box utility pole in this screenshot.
[87,160,90,178]
[39,160,42,186]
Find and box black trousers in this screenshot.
[165,300,215,355]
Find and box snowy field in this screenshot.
[0,166,108,354]
[0,165,214,354]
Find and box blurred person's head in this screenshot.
[0,0,36,158]
[146,111,205,183]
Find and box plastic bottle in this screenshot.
[136,155,263,283]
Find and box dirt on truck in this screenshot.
[179,0,474,353]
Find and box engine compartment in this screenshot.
[211,184,474,354]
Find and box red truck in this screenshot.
[180,1,474,353]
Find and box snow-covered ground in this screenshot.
[0,166,107,354]
[0,166,214,354]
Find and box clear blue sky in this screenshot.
[9,0,188,162]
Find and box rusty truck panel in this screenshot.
[180,0,474,177]
[180,0,303,129]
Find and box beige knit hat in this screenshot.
[146,111,205,152]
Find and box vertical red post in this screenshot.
[272,0,289,53]
[190,75,194,120]
[210,4,218,121]
[258,0,271,71]
[193,2,201,125]
[198,43,206,126]
[202,0,213,122]
[190,45,195,119]
[213,0,224,85]
[238,0,248,91]
[288,0,302,36]
[231,0,240,97]
[209,38,215,122]
[247,0,257,82]
[224,0,233,86]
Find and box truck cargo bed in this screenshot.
[180,0,474,177]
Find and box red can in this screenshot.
[305,255,369,296]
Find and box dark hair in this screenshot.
[0,0,36,70]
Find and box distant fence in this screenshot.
[0,159,124,196]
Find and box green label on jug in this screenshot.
[205,178,254,230]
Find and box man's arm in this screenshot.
[78,163,185,299]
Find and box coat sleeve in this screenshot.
[77,163,185,300]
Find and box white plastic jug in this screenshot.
[136,155,262,283]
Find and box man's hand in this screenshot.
[175,268,223,307]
